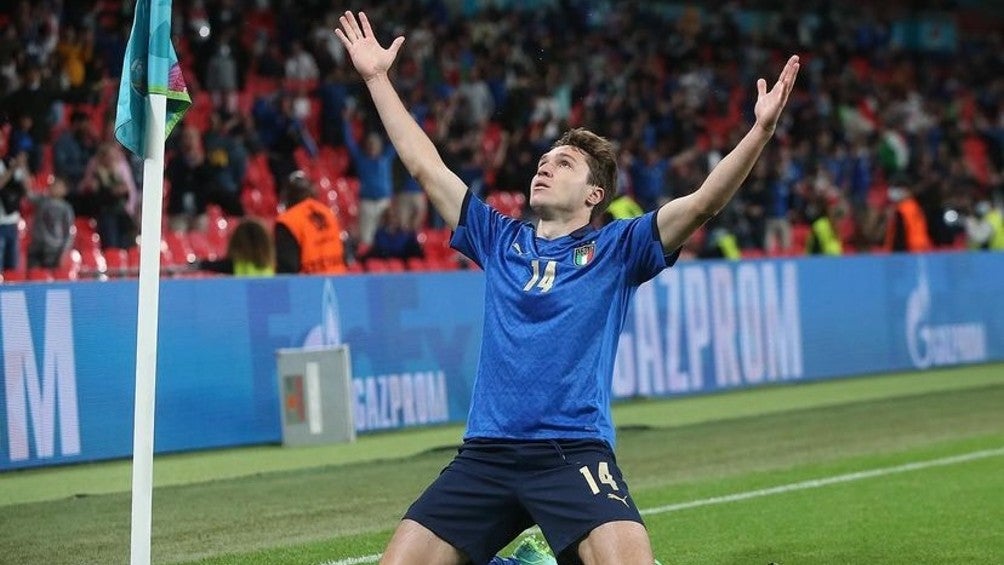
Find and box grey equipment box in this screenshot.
[275,345,356,446]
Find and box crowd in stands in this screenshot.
[1,0,1002,282]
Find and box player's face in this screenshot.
[530,146,595,217]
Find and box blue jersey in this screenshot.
[451,193,679,448]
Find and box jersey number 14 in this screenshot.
[523,259,557,293]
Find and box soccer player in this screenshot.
[336,10,799,565]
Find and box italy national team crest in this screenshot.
[573,242,596,267]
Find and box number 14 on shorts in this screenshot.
[578,461,619,494]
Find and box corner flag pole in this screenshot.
[114,2,190,563]
[129,91,167,565]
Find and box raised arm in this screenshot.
[656,55,800,252]
[336,11,466,228]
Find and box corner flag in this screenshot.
[114,0,190,158]
[114,2,189,564]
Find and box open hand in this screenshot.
[335,11,405,82]
[754,55,800,133]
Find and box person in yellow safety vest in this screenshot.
[884,183,933,252]
[606,193,644,220]
[806,197,844,256]
[965,201,1004,251]
[989,207,1004,250]
[697,227,742,260]
[195,217,276,276]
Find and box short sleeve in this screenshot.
[450,192,522,269]
[618,211,680,284]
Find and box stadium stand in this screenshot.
[1,1,1001,282]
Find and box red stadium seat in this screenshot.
[433,257,457,271]
[187,230,214,261]
[26,267,54,282]
[319,145,350,178]
[486,191,525,219]
[104,248,130,277]
[406,257,430,271]
[2,268,26,283]
[365,258,390,273]
[53,250,82,281]
[78,247,107,278]
[163,231,195,265]
[418,228,454,262]
[384,258,406,272]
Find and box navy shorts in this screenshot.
[403,438,644,565]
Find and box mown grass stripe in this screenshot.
[316,446,1004,565]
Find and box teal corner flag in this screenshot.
[114,0,191,158]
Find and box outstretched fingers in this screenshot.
[359,11,375,38]
[779,55,800,94]
[764,55,799,102]
[346,10,365,39]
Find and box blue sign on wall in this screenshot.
[1,252,1002,470]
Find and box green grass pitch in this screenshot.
[2,364,1002,564]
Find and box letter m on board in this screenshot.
[2,290,81,462]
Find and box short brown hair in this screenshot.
[551,128,618,221]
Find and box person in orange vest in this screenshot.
[274,171,348,274]
[884,179,933,253]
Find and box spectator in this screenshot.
[601,192,644,226]
[360,205,424,263]
[284,40,319,82]
[202,111,247,217]
[53,110,97,210]
[394,159,428,233]
[55,25,92,102]
[4,64,53,149]
[0,151,30,272]
[26,176,74,269]
[252,93,317,188]
[964,200,1004,251]
[884,177,933,253]
[344,112,396,251]
[7,114,41,173]
[166,126,215,232]
[196,217,275,276]
[629,147,673,212]
[274,171,347,274]
[81,143,137,249]
[205,38,239,113]
[806,193,845,256]
[318,65,351,146]
[764,146,797,253]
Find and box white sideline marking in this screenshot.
[317,447,1004,565]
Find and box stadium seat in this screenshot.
[425,256,459,271]
[104,248,130,277]
[187,230,215,261]
[78,247,107,278]
[53,250,82,281]
[406,257,430,271]
[163,231,195,266]
[365,258,390,273]
[418,228,454,262]
[792,224,811,251]
[486,191,525,219]
[384,258,406,272]
[319,145,350,178]
[2,268,26,283]
[26,267,54,282]
[74,217,100,251]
